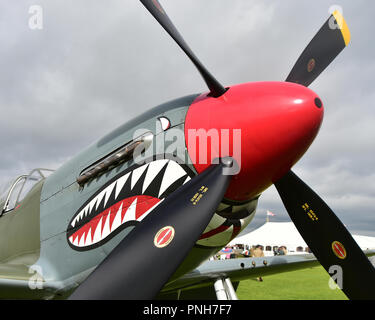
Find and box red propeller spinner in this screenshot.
[185,81,324,201]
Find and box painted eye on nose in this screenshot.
[158,117,171,131]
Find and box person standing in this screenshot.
[253,245,264,282]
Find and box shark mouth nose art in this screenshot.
[67,159,194,251]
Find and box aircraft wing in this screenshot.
[159,250,375,299]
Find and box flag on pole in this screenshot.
[266,210,275,222]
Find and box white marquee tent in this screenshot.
[228,222,375,256]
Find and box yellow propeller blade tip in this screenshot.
[332,10,351,46]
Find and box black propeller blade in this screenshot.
[69,159,233,300]
[140,0,226,97]
[275,170,375,300]
[286,10,351,87]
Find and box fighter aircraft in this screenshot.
[0,0,374,300]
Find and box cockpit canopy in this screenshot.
[0,168,54,215]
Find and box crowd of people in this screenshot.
[209,244,288,261]
[274,245,288,256]
[207,244,290,282]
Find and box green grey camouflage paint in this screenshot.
[0,93,257,299]
[34,94,200,298]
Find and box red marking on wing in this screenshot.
[230,225,242,241]
[199,225,230,240]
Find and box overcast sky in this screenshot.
[0,1,374,236]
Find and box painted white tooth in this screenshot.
[88,197,97,214]
[101,212,112,240]
[131,164,149,189]
[103,181,116,208]
[78,232,86,247]
[142,159,169,194]
[94,189,106,211]
[78,210,84,222]
[158,161,187,197]
[69,236,74,243]
[71,219,76,228]
[183,176,191,185]
[138,199,164,222]
[93,217,103,244]
[107,182,117,202]
[115,172,130,199]
[85,228,92,246]
[73,236,79,247]
[111,203,123,232]
[122,198,137,223]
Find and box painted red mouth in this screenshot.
[67,159,193,250]
[69,195,161,248]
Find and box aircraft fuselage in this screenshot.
[0,81,323,299]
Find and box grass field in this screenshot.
[236,265,348,300]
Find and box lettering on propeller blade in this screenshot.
[302,203,318,222]
[190,186,208,205]
[332,241,347,259]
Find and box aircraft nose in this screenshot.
[185,81,324,201]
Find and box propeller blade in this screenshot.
[274,170,375,300]
[286,10,351,87]
[140,0,226,97]
[69,159,233,299]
